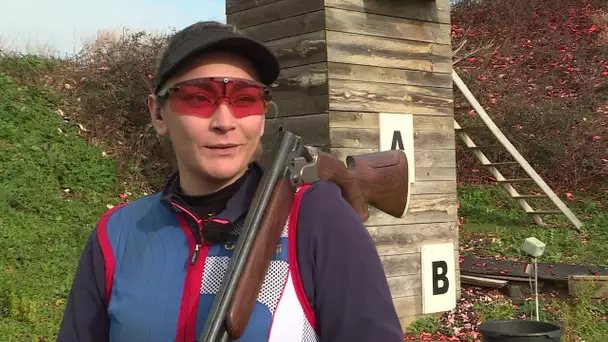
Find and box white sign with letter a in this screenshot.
[378,113,415,184]
[421,242,457,314]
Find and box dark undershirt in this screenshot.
[176,170,248,220]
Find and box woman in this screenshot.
[57,21,404,342]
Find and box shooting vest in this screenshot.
[97,185,319,342]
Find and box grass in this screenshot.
[458,184,608,267]
[0,56,144,341]
[406,316,443,336]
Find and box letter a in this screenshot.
[391,131,404,150]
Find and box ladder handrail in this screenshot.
[452,70,583,230]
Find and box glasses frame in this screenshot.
[156,76,273,103]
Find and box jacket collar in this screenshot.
[159,162,264,224]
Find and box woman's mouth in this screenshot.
[206,144,241,156]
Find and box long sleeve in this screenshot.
[57,228,110,342]
[296,181,404,342]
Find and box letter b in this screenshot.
[432,261,449,295]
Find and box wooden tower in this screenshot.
[226,0,459,331]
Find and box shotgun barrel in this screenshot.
[199,129,313,342]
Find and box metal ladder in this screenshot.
[452,70,583,231]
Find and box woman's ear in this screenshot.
[148,94,168,136]
[261,101,279,138]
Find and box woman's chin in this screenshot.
[198,160,248,181]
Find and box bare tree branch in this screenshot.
[452,38,469,56]
[453,37,497,65]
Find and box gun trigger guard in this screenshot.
[290,146,320,185]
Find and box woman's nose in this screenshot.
[210,104,237,131]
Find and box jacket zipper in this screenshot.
[170,200,212,342]
[171,201,206,265]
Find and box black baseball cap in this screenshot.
[154,26,280,94]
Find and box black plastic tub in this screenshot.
[478,320,563,342]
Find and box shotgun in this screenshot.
[199,129,409,342]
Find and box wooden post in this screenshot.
[227,0,459,331]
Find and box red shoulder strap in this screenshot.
[286,184,317,330]
[96,203,126,306]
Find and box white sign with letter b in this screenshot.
[421,242,457,314]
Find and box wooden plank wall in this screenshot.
[227,0,459,331]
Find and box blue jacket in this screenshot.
[57,164,404,341]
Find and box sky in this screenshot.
[0,0,226,57]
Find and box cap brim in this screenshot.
[159,30,280,90]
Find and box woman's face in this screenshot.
[148,51,266,187]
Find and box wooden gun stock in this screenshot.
[316,150,369,220]
[318,149,409,222]
[223,149,409,340]
[346,150,409,219]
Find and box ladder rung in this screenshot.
[455,125,485,131]
[496,178,534,183]
[526,210,562,215]
[483,162,519,166]
[512,195,548,199]
[468,145,502,149]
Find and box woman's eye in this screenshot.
[181,93,213,106]
[191,94,211,102]
[236,96,255,102]
[232,94,260,106]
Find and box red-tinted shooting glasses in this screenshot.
[157,77,272,118]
